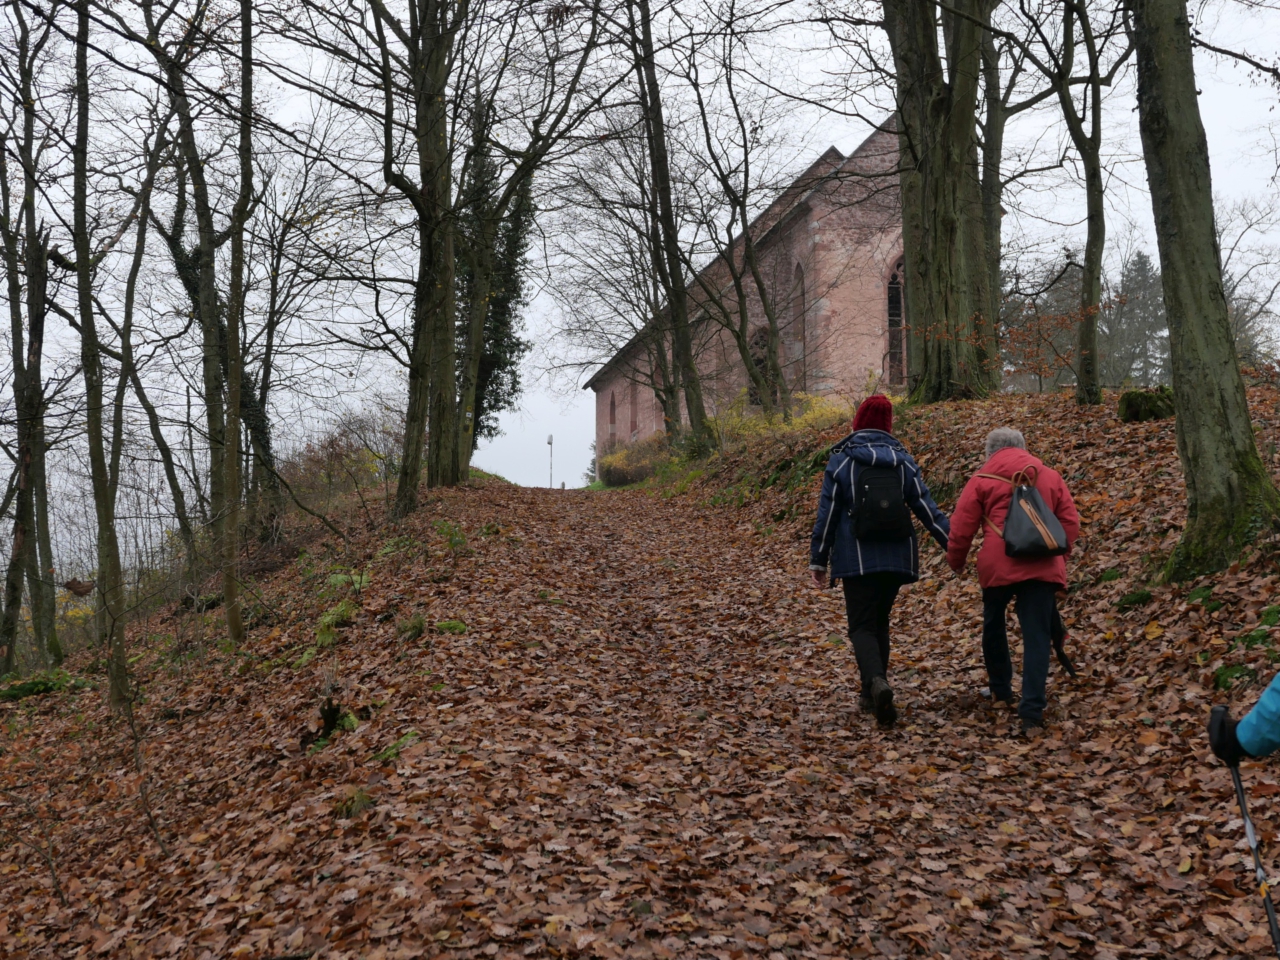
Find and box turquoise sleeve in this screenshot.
[1237,672,1280,758]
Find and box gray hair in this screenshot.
[985,427,1026,459]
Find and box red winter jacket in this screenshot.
[946,447,1080,589]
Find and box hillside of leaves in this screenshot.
[5,388,1280,959]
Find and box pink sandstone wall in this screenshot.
[590,128,902,469]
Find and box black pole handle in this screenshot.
[1224,731,1280,958]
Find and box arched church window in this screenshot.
[887,260,905,386]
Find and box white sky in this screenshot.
[475,17,1280,488]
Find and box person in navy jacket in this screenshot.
[1210,675,1280,763]
[809,394,950,727]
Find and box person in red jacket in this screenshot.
[947,427,1080,736]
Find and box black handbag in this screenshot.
[979,468,1069,559]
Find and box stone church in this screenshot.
[586,126,903,455]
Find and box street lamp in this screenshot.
[547,434,553,488]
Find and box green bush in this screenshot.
[598,435,673,487]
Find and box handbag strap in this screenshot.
[977,466,1039,488]
[976,466,1039,539]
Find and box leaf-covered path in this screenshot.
[3,452,1279,959]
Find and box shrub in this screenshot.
[598,435,673,487]
[709,391,851,449]
[397,613,426,641]
[321,599,359,630]
[434,520,469,558]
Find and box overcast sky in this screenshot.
[475,11,1280,488]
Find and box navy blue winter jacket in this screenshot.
[809,429,950,582]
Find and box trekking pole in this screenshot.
[1215,706,1280,957]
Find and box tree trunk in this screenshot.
[980,32,1006,335]
[74,0,128,707]
[1054,0,1107,405]
[455,217,495,476]
[393,252,433,519]
[0,464,29,678]
[1075,150,1104,404]
[886,0,998,402]
[221,0,253,647]
[1130,0,1280,577]
[632,0,711,446]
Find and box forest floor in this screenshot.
[6,389,1280,959]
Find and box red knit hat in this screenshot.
[853,394,893,433]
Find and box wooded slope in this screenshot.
[4,388,1280,959]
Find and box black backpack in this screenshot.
[850,463,914,541]
[979,468,1069,558]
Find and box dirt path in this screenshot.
[1,483,1269,959]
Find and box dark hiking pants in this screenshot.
[982,579,1057,723]
[842,573,904,694]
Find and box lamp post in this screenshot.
[547,434,553,488]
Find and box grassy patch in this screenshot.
[378,536,415,558]
[1116,589,1153,611]
[371,730,420,763]
[321,599,359,630]
[397,613,426,641]
[1242,629,1273,650]
[334,787,376,818]
[1099,568,1122,583]
[1215,664,1257,690]
[1187,585,1215,604]
[0,669,92,702]
[436,619,467,635]
[1262,605,1280,628]
[468,466,513,484]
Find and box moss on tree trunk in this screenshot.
[1131,0,1280,580]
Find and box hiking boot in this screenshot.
[981,686,1017,711]
[858,693,875,715]
[1021,718,1046,739]
[870,676,896,728]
